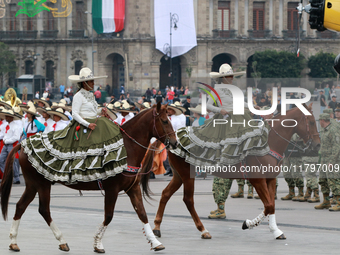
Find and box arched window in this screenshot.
[75,60,83,75]
[46,60,54,83]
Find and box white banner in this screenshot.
[154,0,197,58]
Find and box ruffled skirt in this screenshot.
[21,117,127,184]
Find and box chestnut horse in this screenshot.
[0,103,177,253]
[141,103,320,240]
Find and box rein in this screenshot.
[270,111,318,154]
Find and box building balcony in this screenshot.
[282,30,306,39]
[0,31,19,39]
[316,30,339,39]
[69,30,85,38]
[19,31,38,39]
[212,29,237,39]
[98,29,124,38]
[248,29,272,39]
[40,30,59,39]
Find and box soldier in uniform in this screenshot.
[315,113,340,211]
[230,179,254,199]
[281,133,305,201]
[208,178,232,219]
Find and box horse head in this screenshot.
[152,102,178,149]
[292,103,320,152]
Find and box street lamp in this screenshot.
[85,11,96,72]
[166,13,179,88]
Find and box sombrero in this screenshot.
[51,102,71,111]
[59,99,72,110]
[105,104,118,121]
[36,107,53,117]
[0,101,13,110]
[21,105,39,117]
[33,97,50,108]
[68,67,108,83]
[189,105,203,114]
[0,109,22,121]
[48,108,69,121]
[170,101,186,113]
[113,101,136,113]
[135,101,151,110]
[167,105,183,116]
[209,64,246,79]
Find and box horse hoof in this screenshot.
[201,232,212,239]
[153,229,161,238]
[59,243,70,252]
[94,247,106,253]
[153,244,165,251]
[242,221,248,230]
[276,234,286,240]
[9,244,20,252]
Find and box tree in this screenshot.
[0,42,17,88]
[250,61,261,88]
[252,50,305,86]
[307,51,337,78]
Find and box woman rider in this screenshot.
[21,67,127,184]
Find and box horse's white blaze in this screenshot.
[245,211,266,229]
[268,214,283,238]
[93,223,107,250]
[143,223,162,249]
[50,221,67,245]
[9,219,20,245]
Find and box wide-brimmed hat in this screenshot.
[209,64,246,79]
[104,104,118,121]
[0,101,13,110]
[167,105,183,116]
[48,108,69,121]
[135,101,151,110]
[189,105,203,114]
[51,102,71,111]
[0,109,22,120]
[170,101,186,113]
[21,105,39,117]
[68,67,108,83]
[113,100,136,113]
[33,97,50,108]
[36,107,53,117]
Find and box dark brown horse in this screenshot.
[141,103,320,240]
[0,103,177,253]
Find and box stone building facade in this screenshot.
[1,0,339,96]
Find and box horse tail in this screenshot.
[140,141,160,200]
[1,144,21,220]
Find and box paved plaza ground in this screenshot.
[0,174,338,255]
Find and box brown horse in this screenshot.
[0,103,177,253]
[141,103,320,240]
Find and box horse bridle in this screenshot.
[152,108,176,148]
[271,110,319,153]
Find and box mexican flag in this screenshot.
[92,0,125,34]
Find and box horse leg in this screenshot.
[93,188,118,253]
[182,177,212,239]
[267,178,286,240]
[37,184,69,252]
[153,170,183,238]
[9,186,37,251]
[242,178,271,231]
[127,184,165,251]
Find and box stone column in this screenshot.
[235,0,239,33]
[244,0,248,35]
[279,0,283,36]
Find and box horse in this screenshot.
[141,103,320,240]
[0,103,177,253]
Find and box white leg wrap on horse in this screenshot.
[93,224,107,250]
[143,223,162,249]
[245,211,266,229]
[268,214,283,238]
[201,229,209,235]
[50,221,67,245]
[9,219,20,245]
